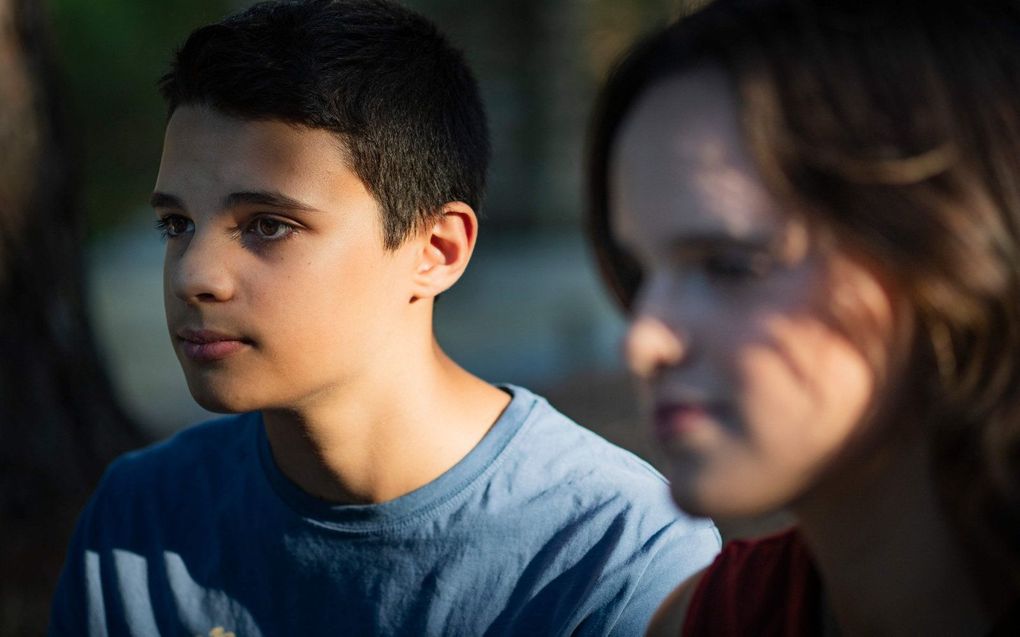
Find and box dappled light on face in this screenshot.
[613,67,778,246]
[821,254,905,384]
[610,68,904,522]
[686,137,778,240]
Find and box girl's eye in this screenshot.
[702,251,774,281]
[247,217,295,241]
[155,215,193,240]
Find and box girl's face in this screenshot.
[609,68,900,518]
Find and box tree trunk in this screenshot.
[0,0,148,632]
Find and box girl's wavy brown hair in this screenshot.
[588,0,1020,596]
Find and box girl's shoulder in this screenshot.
[645,568,705,637]
[661,528,822,636]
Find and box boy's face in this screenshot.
[153,105,421,413]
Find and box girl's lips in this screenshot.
[653,403,718,443]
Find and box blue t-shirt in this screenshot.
[50,385,719,636]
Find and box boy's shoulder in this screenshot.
[91,413,261,514]
[500,384,671,498]
[492,385,720,633]
[489,385,717,543]
[111,412,256,470]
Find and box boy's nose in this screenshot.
[167,235,236,304]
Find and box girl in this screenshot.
[587,1,1020,634]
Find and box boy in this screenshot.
[49,1,719,634]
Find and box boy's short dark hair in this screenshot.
[159,0,489,248]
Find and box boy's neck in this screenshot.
[794,431,991,636]
[260,337,510,505]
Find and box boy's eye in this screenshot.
[247,217,294,241]
[155,215,193,239]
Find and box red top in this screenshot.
[682,528,823,636]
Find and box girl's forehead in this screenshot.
[620,68,741,161]
[609,68,784,248]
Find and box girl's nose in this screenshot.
[624,313,687,380]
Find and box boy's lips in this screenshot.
[176,327,252,362]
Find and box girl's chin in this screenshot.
[668,476,795,521]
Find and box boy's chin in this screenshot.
[185,381,261,414]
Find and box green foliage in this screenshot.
[48,0,234,235]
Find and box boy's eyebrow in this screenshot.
[150,192,185,210]
[223,190,321,212]
[148,190,322,212]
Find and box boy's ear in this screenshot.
[410,202,478,300]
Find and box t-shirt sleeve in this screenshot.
[604,520,721,636]
[48,492,105,637]
[47,454,140,637]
